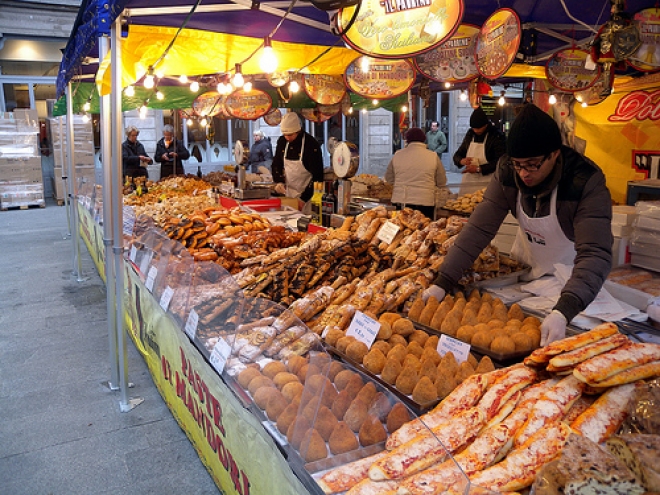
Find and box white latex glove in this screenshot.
[274,183,286,195]
[422,285,446,303]
[541,310,567,346]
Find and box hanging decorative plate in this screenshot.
[414,24,480,83]
[192,91,224,117]
[263,108,282,126]
[475,8,521,79]
[574,68,612,106]
[628,8,660,72]
[337,0,462,59]
[301,107,333,123]
[344,56,415,99]
[318,103,341,118]
[268,71,289,88]
[303,74,346,105]
[341,92,353,116]
[546,48,601,92]
[225,89,272,120]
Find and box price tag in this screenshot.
[129,245,137,262]
[145,266,158,292]
[345,311,380,348]
[185,309,199,340]
[437,334,471,364]
[376,220,401,244]
[159,285,174,311]
[209,337,232,374]
[139,252,152,274]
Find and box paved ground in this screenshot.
[0,199,222,495]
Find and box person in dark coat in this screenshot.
[122,126,152,179]
[247,130,273,173]
[426,104,613,347]
[155,124,190,178]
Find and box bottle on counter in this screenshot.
[322,181,336,227]
[197,165,203,178]
[310,182,323,226]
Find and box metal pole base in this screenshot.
[119,396,144,413]
[101,380,120,391]
[73,273,89,283]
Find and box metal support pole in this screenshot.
[98,35,120,392]
[65,83,86,282]
[111,17,143,412]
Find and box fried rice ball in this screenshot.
[237,367,262,389]
[473,323,489,334]
[328,421,359,455]
[253,386,281,410]
[344,399,369,432]
[323,360,346,382]
[368,392,392,421]
[356,382,378,404]
[281,381,304,402]
[508,303,525,321]
[324,328,345,347]
[379,312,402,326]
[297,363,321,383]
[377,321,393,340]
[468,288,481,302]
[407,341,424,359]
[458,361,475,382]
[333,369,357,391]
[475,355,495,374]
[490,335,516,354]
[393,318,415,337]
[487,319,506,330]
[266,391,289,421]
[388,334,408,347]
[471,331,495,349]
[248,375,275,396]
[412,376,438,404]
[523,326,542,348]
[312,405,340,441]
[358,415,388,447]
[408,329,430,346]
[476,302,492,323]
[437,352,459,375]
[299,428,327,462]
[523,316,541,327]
[286,355,308,375]
[440,315,461,337]
[336,335,357,354]
[424,335,440,350]
[371,340,391,356]
[467,352,479,369]
[435,373,459,399]
[387,343,408,363]
[386,402,412,433]
[456,325,477,344]
[363,348,387,375]
[380,358,403,385]
[277,402,300,434]
[511,332,534,352]
[346,341,370,363]
[273,372,300,389]
[395,365,419,396]
[343,373,365,397]
[407,297,426,322]
[331,389,353,420]
[481,292,493,303]
[262,361,287,379]
[402,354,421,371]
[420,346,441,366]
[286,416,312,449]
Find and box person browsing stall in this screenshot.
[247,130,273,173]
[122,126,152,179]
[384,127,448,219]
[272,112,324,205]
[155,124,190,178]
[453,106,506,193]
[425,104,613,346]
[426,121,447,158]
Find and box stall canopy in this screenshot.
[58,0,660,100]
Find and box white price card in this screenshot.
[185,309,199,340]
[345,311,380,348]
[145,266,158,292]
[209,337,232,374]
[376,220,401,244]
[139,252,152,274]
[437,334,471,364]
[129,245,137,263]
[159,285,174,311]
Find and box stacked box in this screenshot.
[630,201,660,272]
[0,110,43,209]
[48,115,97,202]
[611,205,635,267]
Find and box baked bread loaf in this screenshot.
[606,434,660,492]
[555,433,643,495]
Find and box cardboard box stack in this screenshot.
[611,205,635,268]
[630,201,660,273]
[48,115,96,203]
[0,110,44,210]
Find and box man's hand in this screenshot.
[541,310,567,346]
[162,153,170,161]
[422,285,445,303]
[274,183,286,195]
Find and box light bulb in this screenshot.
[459,90,468,101]
[348,106,353,114]
[82,114,90,123]
[155,68,165,79]
[179,74,188,84]
[581,101,588,108]
[289,80,300,93]
[124,85,135,97]
[360,57,370,73]
[444,82,451,89]
[372,99,379,105]
[401,105,408,112]
[186,119,193,127]
[259,39,278,74]
[144,73,155,89]
[200,118,208,127]
[217,82,225,93]
[548,94,557,105]
[83,101,91,112]
[190,80,199,92]
[361,108,368,114]
[139,104,148,117]
[498,95,506,106]
[233,64,244,88]
[156,90,164,100]
[243,81,253,92]
[575,94,583,102]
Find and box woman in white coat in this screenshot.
[385,127,448,219]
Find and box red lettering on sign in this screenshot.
[609,89,660,122]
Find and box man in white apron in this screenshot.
[426,104,613,346]
[271,112,324,213]
[453,107,507,196]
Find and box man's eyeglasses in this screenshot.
[510,154,551,172]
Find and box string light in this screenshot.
[156,90,164,100]
[459,90,468,101]
[82,113,90,123]
[581,101,588,108]
[498,90,506,106]
[401,105,408,112]
[575,94,583,102]
[444,82,451,89]
[200,117,208,127]
[155,68,165,79]
[289,79,300,93]
[190,80,200,92]
[186,119,193,127]
[548,93,557,105]
[179,74,188,84]
[361,108,367,114]
[139,102,149,118]
[259,37,278,74]
[232,64,244,88]
[348,107,353,114]
[143,68,155,89]
[372,99,379,105]
[83,100,91,112]
[124,85,135,97]
[243,81,253,92]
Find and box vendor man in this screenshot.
[272,112,324,206]
[426,103,613,346]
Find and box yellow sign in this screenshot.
[304,74,346,105]
[338,0,463,58]
[414,23,479,82]
[345,56,415,99]
[476,8,521,79]
[225,89,272,120]
[546,48,601,92]
[630,8,660,72]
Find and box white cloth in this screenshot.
[459,134,491,195]
[511,186,577,281]
[283,134,311,198]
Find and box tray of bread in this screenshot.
[323,313,497,415]
[406,289,543,364]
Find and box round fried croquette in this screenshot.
[336,335,357,354]
[386,402,411,433]
[248,375,275,396]
[388,334,408,347]
[323,360,346,382]
[276,402,300,434]
[331,389,353,420]
[471,331,495,349]
[487,319,506,330]
[412,376,438,404]
[281,381,304,402]
[237,367,262,389]
[363,348,387,375]
[393,318,415,337]
[522,316,541,327]
[395,365,419,396]
[297,363,321,383]
[344,399,369,432]
[346,341,369,363]
[408,329,429,346]
[407,341,424,359]
[262,361,287,379]
[356,382,378,404]
[273,372,300,389]
[377,321,393,340]
[328,421,359,455]
[456,325,477,344]
[387,343,408,363]
[490,335,516,354]
[253,386,280,410]
[371,340,391,356]
[266,391,289,421]
[379,312,402,326]
[324,328,345,347]
[286,354,307,375]
[358,415,388,447]
[299,428,327,462]
[523,326,542,348]
[380,358,402,385]
[511,332,534,352]
[333,369,357,391]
